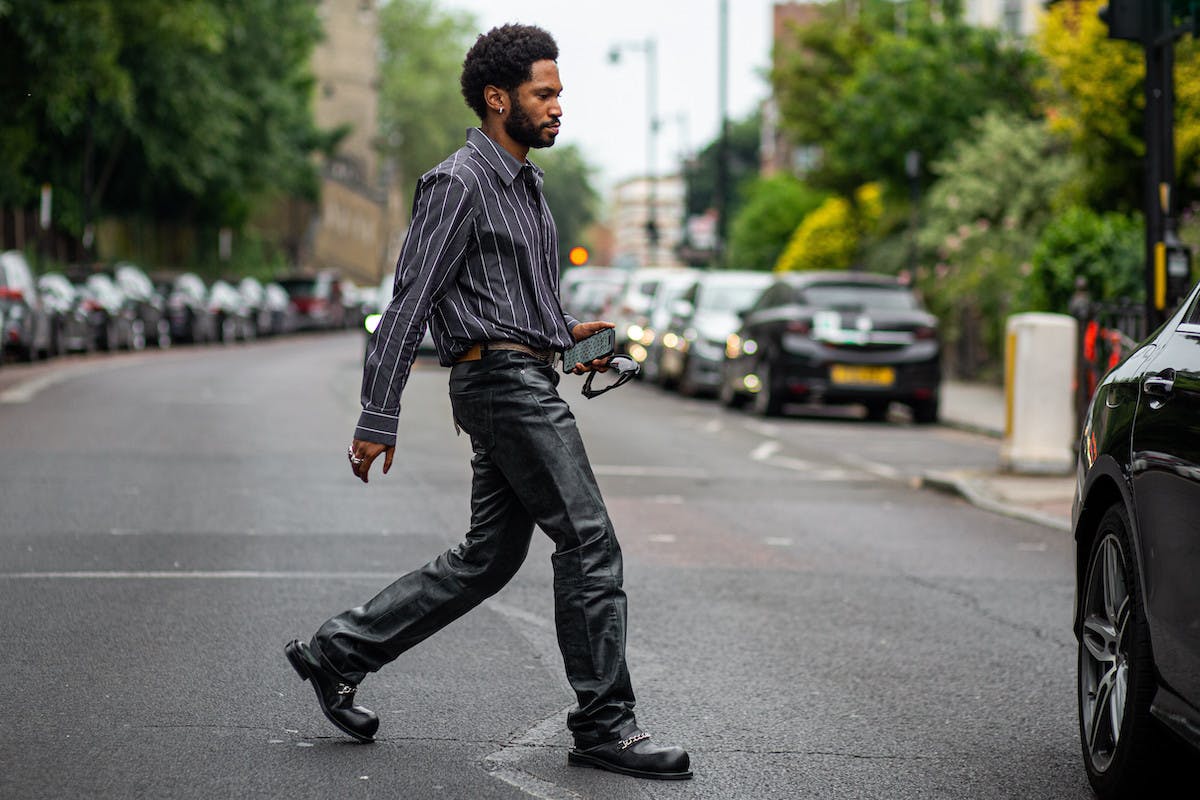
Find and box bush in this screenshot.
[726,174,827,271]
[776,183,883,272]
[1028,206,1144,311]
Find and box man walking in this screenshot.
[285,24,691,781]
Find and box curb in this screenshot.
[921,470,1072,533]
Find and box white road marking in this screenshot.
[750,441,781,461]
[592,465,708,478]
[649,494,684,504]
[647,534,677,543]
[0,571,401,580]
[765,537,794,547]
[702,419,723,433]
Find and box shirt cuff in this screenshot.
[354,409,400,446]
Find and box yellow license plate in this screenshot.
[830,364,895,387]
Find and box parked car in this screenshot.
[560,266,624,321]
[263,282,297,337]
[165,273,216,344]
[278,270,344,330]
[362,272,434,364]
[80,273,135,352]
[1072,280,1200,798]
[0,250,54,362]
[238,277,271,338]
[719,271,941,421]
[38,273,94,354]
[208,280,253,343]
[114,262,171,349]
[636,269,701,383]
[607,267,698,364]
[656,270,773,395]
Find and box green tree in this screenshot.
[726,174,826,271]
[827,20,1038,195]
[377,0,478,187]
[0,0,328,249]
[1029,207,1144,311]
[682,112,761,221]
[532,143,599,270]
[916,111,1084,376]
[1036,0,1200,211]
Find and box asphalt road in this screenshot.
[0,332,1093,799]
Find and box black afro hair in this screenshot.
[461,24,558,121]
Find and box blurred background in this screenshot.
[0,0,1196,379]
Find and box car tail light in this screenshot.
[0,287,24,301]
[787,320,811,335]
[82,298,102,312]
[915,325,937,340]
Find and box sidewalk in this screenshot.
[930,380,1076,532]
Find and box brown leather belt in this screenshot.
[455,341,557,365]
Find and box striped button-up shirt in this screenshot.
[355,127,580,446]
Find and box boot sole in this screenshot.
[284,640,375,743]
[567,750,693,780]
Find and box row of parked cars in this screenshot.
[0,250,374,366]
[561,264,942,423]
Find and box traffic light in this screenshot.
[1099,0,1146,41]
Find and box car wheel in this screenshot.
[130,319,147,351]
[678,359,700,397]
[1078,504,1174,798]
[864,400,890,421]
[719,377,748,409]
[753,359,784,417]
[156,319,172,349]
[912,397,939,425]
[220,315,236,345]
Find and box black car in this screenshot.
[719,272,941,421]
[1073,282,1200,797]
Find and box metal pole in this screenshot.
[646,38,659,263]
[716,0,730,266]
[1144,0,1171,329]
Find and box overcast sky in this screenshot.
[443,0,778,196]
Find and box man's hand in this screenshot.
[569,320,616,374]
[348,439,395,484]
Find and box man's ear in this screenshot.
[484,85,508,115]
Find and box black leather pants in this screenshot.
[312,350,637,746]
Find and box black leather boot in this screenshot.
[285,639,379,742]
[568,726,692,780]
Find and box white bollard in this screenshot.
[1000,312,1078,474]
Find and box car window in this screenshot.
[699,282,770,314]
[798,284,917,310]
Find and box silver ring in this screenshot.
[350,456,364,465]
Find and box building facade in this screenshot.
[608,175,686,269]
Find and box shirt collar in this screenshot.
[466,127,543,188]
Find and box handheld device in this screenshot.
[562,327,616,372]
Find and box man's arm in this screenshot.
[350,171,476,482]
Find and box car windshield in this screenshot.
[798,284,917,311]
[700,282,768,314]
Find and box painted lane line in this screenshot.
[647,534,677,543]
[592,465,708,478]
[765,537,794,547]
[750,441,781,461]
[0,571,402,580]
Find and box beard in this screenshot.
[505,98,557,149]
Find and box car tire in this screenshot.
[130,319,146,351]
[678,359,701,397]
[753,359,784,417]
[864,400,890,422]
[1078,504,1176,798]
[719,378,748,409]
[912,398,939,425]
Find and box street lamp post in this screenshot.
[609,38,660,265]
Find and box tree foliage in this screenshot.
[915,111,1085,373]
[532,143,599,270]
[776,183,883,273]
[1029,207,1144,311]
[1037,0,1200,211]
[682,112,762,221]
[726,174,827,271]
[377,0,478,186]
[0,0,327,241]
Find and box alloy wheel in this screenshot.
[1080,531,1131,773]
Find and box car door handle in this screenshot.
[1143,371,1176,397]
